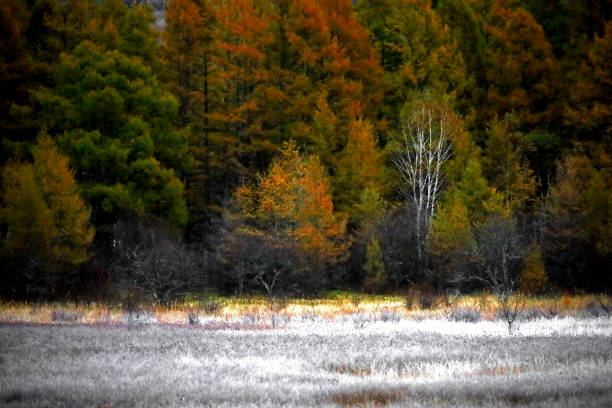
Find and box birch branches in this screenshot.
[394,106,452,276]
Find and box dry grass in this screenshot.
[0,293,606,326]
[330,388,408,407]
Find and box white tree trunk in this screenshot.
[393,108,452,279]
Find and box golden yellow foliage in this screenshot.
[1,135,94,294]
[234,142,348,262]
[519,246,549,295]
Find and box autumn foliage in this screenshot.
[234,142,347,263]
[1,136,94,297]
[0,0,611,299]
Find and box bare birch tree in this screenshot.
[394,106,452,278]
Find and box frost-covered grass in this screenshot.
[1,316,611,407]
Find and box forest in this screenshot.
[0,0,611,302]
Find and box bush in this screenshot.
[379,310,401,322]
[516,308,544,321]
[202,299,222,315]
[188,309,200,325]
[217,227,304,296]
[448,308,482,323]
[418,294,437,310]
[352,313,374,329]
[583,301,609,317]
[111,218,207,304]
[404,286,437,310]
[436,293,456,313]
[122,308,157,326]
[267,297,289,314]
[51,309,84,323]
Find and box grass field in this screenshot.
[0,293,607,325]
[1,295,611,407]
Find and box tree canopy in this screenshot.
[1,0,611,299]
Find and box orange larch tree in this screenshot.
[564,20,612,142]
[164,0,218,241]
[210,0,275,171]
[1,136,94,298]
[335,118,386,218]
[356,0,469,125]
[234,142,348,263]
[483,2,561,130]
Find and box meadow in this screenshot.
[1,295,611,407]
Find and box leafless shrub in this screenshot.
[456,216,526,333]
[436,292,456,314]
[267,297,290,327]
[516,308,544,321]
[202,299,222,315]
[404,286,437,310]
[351,313,374,329]
[583,301,609,317]
[111,219,207,304]
[218,227,302,296]
[188,309,200,325]
[51,309,83,323]
[123,308,156,326]
[448,308,482,323]
[543,295,562,318]
[495,296,526,334]
[380,310,401,322]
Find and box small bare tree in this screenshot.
[248,236,298,296]
[218,226,300,296]
[112,219,206,304]
[471,216,526,334]
[394,106,452,276]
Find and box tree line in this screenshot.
[0,0,610,301]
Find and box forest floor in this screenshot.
[1,295,611,407]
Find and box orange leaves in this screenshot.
[166,0,205,34]
[216,0,270,38]
[484,0,560,127]
[328,41,351,74]
[234,142,347,262]
[217,43,266,61]
[215,0,272,49]
[210,0,274,147]
[548,149,612,257]
[287,0,383,118]
[258,161,296,219]
[564,20,612,137]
